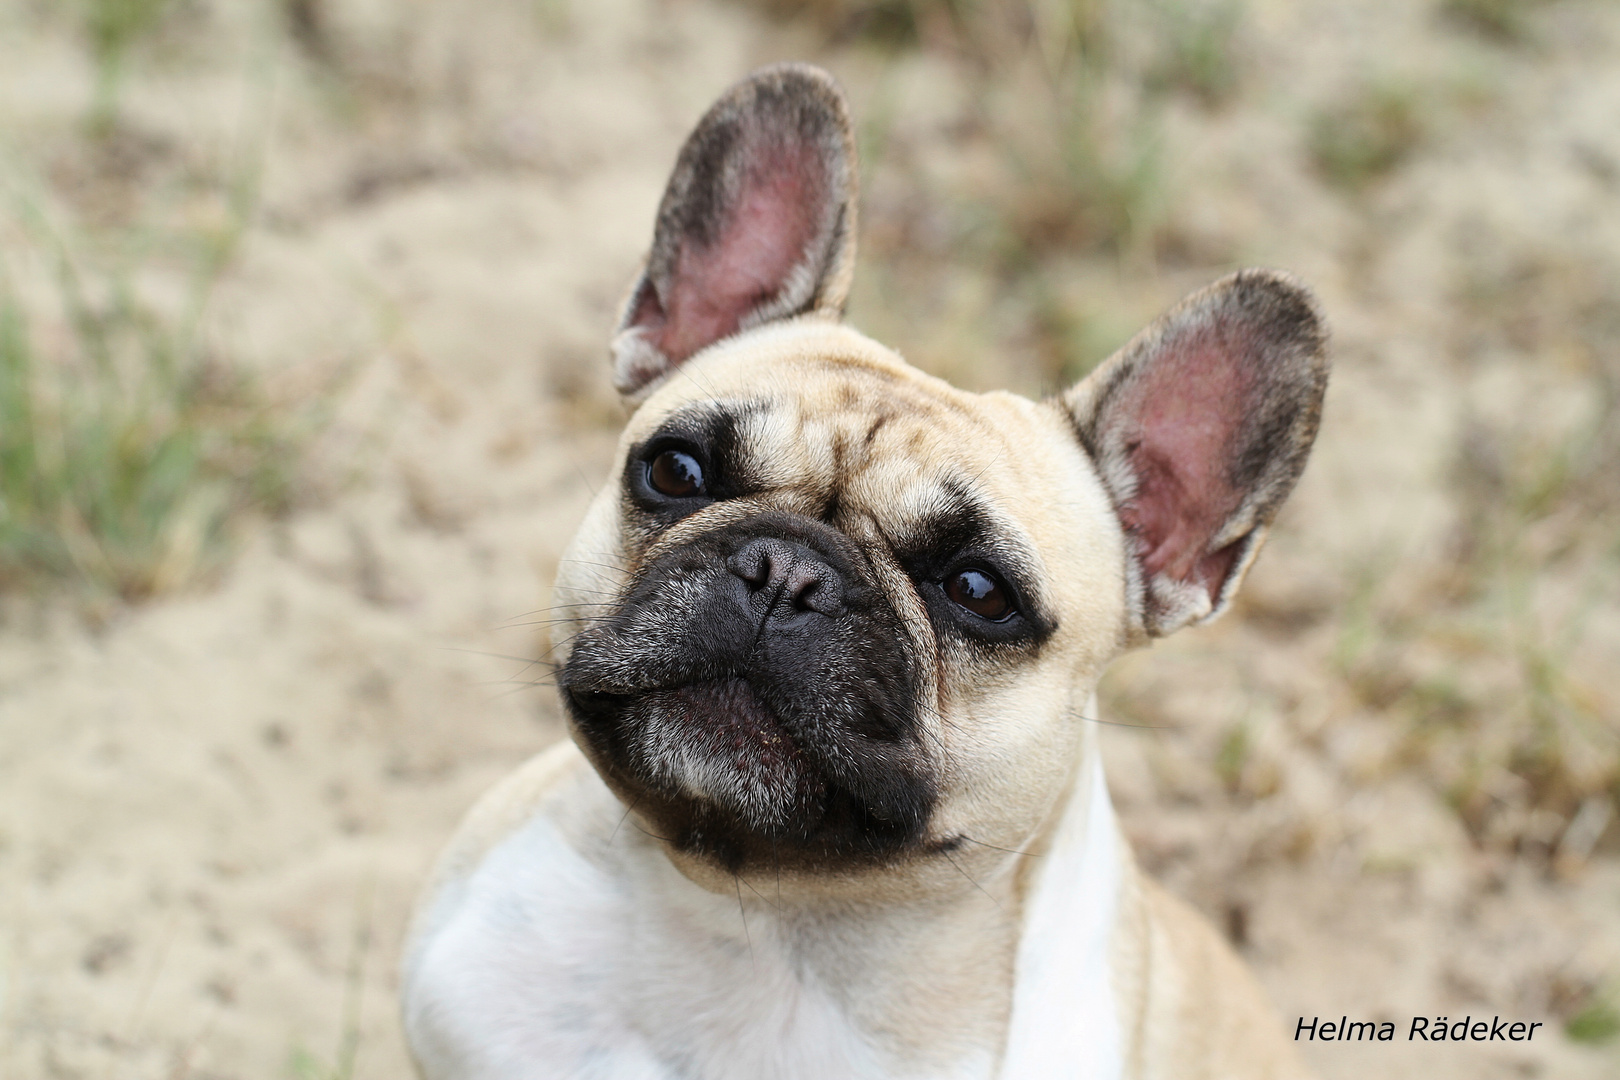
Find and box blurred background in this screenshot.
[0,0,1616,1077]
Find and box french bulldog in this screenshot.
[403,63,1325,1080]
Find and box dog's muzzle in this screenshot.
[561,512,937,871]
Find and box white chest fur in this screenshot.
[406,807,905,1079]
[1002,741,1125,1079]
[402,733,1125,1080]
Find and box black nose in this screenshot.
[727,537,845,617]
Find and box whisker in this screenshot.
[530,630,590,665]
[437,646,550,666]
[572,462,600,498]
[557,563,631,579]
[629,819,678,843]
[942,848,1002,913]
[481,680,558,702]
[772,833,782,907]
[503,598,619,613]
[738,872,780,911]
[956,835,1036,858]
[610,792,643,843]
[497,598,617,620]
[475,676,561,689]
[1076,711,1175,730]
[669,352,723,401]
[733,875,757,974]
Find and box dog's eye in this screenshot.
[648,449,705,498]
[945,568,1013,622]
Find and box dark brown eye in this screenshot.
[945,568,1013,621]
[647,449,704,498]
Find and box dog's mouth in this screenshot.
[568,677,826,831]
[565,672,932,871]
[559,514,938,872]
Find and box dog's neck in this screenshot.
[615,847,1016,1077]
[588,714,1125,1079]
[405,722,1126,1080]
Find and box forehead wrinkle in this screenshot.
[839,405,1016,502]
[745,398,828,494]
[836,405,1053,565]
[810,358,991,424]
[800,367,1004,478]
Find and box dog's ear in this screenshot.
[1063,269,1329,639]
[610,63,858,399]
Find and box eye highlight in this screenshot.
[944,568,1013,622]
[647,449,705,498]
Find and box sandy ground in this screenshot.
[1,0,1617,1078]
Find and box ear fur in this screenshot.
[1063,269,1330,640]
[611,63,858,400]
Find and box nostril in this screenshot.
[784,566,822,609]
[785,564,843,616]
[728,537,845,615]
[727,543,776,591]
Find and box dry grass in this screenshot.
[74,0,179,131]
[1440,0,1557,43]
[1308,80,1428,192]
[1388,249,1620,860]
[0,7,310,603]
[0,273,295,601]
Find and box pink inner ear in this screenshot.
[1116,321,1255,594]
[652,145,823,364]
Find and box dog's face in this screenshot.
[554,66,1328,899]
[561,327,1130,890]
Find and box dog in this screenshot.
[401,63,1327,1080]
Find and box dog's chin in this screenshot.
[627,678,828,832]
[565,679,931,874]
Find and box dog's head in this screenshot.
[555,65,1328,897]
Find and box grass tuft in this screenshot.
[0,261,298,602]
[988,73,1165,265]
[1142,0,1244,108]
[1440,0,1551,44]
[1341,306,1620,860]
[74,0,178,133]
[1565,994,1620,1045]
[1308,81,1427,192]
[745,0,967,50]
[0,123,307,603]
[0,3,315,605]
[288,878,374,1080]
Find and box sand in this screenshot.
[0,0,1616,1077]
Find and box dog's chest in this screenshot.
[404,812,993,1080]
